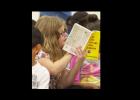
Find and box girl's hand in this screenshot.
[75,46,86,60]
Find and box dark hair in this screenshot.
[66,11,88,27]
[79,14,99,28]
[66,12,99,28]
[72,11,88,21]
[32,19,36,27]
[32,26,44,48]
[66,16,73,26]
[86,20,100,31]
[88,14,98,22]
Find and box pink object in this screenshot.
[69,56,100,83]
[69,56,80,83]
[81,63,100,77]
[93,67,100,77]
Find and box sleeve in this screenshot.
[36,50,50,60]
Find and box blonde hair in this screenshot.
[35,16,66,62]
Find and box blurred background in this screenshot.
[32,11,100,21]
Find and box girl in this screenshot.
[35,16,86,89]
[57,13,101,89]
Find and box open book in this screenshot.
[63,23,100,60]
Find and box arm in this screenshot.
[57,59,84,89]
[39,53,72,76]
[57,47,85,89]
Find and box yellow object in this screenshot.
[80,75,100,87]
[84,31,100,60]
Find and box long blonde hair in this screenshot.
[35,16,66,62]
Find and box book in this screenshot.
[84,31,100,60]
[63,23,100,87]
[63,23,100,61]
[63,23,91,55]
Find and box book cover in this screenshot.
[84,31,100,60]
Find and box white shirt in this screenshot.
[32,61,50,89]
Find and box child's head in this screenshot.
[67,12,100,29]
[35,16,67,61]
[85,14,100,31]
[32,26,44,59]
[66,11,88,27]
[74,13,99,30]
[85,20,100,31]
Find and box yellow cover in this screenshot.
[84,31,100,60]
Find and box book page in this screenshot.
[63,23,91,55]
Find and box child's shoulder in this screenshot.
[33,61,49,75]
